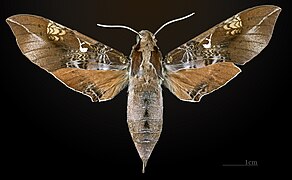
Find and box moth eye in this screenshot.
[136,35,140,43]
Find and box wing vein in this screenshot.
[227,46,258,54]
[23,46,63,54]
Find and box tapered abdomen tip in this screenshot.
[142,159,148,173]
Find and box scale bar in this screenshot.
[222,164,258,167]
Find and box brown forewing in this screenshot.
[164,5,281,68]
[6,14,129,102]
[163,5,281,102]
[211,5,281,65]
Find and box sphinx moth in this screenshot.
[6,5,281,173]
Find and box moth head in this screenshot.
[136,30,157,48]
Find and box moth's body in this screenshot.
[127,31,163,172]
[6,5,281,173]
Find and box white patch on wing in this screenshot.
[77,38,88,53]
[80,46,88,53]
[202,34,212,49]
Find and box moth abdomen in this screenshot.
[128,119,162,143]
[127,86,163,172]
[127,90,163,143]
[127,114,163,172]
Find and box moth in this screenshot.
[7,5,280,173]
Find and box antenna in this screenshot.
[154,12,195,36]
[96,23,142,38]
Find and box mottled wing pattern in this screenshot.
[163,5,281,102]
[6,14,129,102]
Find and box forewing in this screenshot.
[163,5,281,102]
[6,14,129,102]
